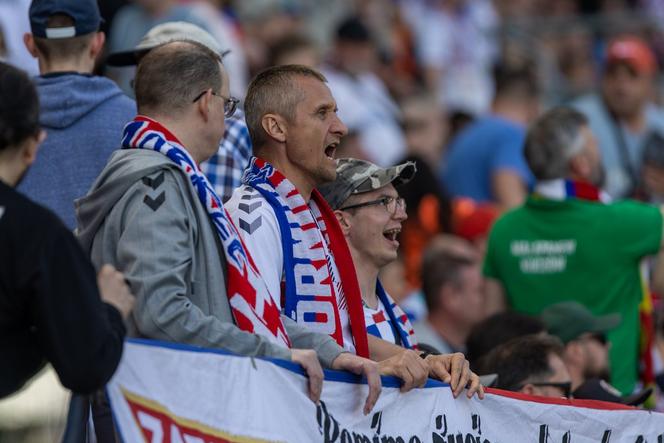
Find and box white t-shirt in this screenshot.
[226,184,357,353]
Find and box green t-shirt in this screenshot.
[484,197,662,394]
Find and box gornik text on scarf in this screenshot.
[243,157,370,358]
[122,116,291,348]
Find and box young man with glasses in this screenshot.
[318,159,418,350]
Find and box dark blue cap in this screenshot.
[30,0,101,39]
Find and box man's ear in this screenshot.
[334,209,352,236]
[22,130,45,167]
[520,383,537,396]
[195,89,213,122]
[261,114,287,143]
[23,33,39,58]
[89,32,106,59]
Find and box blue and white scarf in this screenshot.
[243,157,370,357]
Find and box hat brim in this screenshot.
[623,387,653,406]
[106,48,148,67]
[587,313,622,335]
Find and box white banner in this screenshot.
[107,339,664,443]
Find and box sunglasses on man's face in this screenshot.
[528,381,573,398]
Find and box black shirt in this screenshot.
[0,180,125,397]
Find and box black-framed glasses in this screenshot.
[339,196,406,215]
[192,90,239,117]
[527,381,572,398]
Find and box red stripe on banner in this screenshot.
[486,388,635,411]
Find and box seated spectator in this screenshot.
[640,132,664,203]
[484,106,664,394]
[19,0,135,229]
[441,63,538,211]
[0,61,133,398]
[411,244,486,355]
[541,301,619,391]
[466,311,546,373]
[106,21,252,203]
[482,334,573,399]
[268,33,321,68]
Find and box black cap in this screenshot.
[336,17,371,42]
[573,379,652,406]
[30,0,101,39]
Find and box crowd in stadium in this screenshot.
[3,0,664,439]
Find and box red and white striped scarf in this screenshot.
[122,116,291,348]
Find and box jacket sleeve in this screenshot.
[282,316,345,368]
[32,226,126,394]
[114,171,292,361]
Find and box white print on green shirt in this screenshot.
[510,240,577,274]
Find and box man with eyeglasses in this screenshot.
[482,334,573,399]
[228,67,483,397]
[106,21,252,203]
[318,159,419,349]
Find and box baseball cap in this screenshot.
[318,158,417,210]
[606,36,657,76]
[573,378,652,406]
[541,301,621,344]
[452,198,499,242]
[30,0,101,39]
[106,21,229,67]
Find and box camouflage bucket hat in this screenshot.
[318,158,417,210]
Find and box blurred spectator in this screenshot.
[482,334,572,398]
[639,131,664,202]
[0,0,38,75]
[105,0,213,96]
[0,60,133,398]
[542,301,620,390]
[187,0,249,99]
[441,63,538,211]
[466,310,546,373]
[323,16,406,166]
[268,33,321,68]
[451,197,499,259]
[484,106,664,394]
[18,0,136,229]
[573,35,664,199]
[319,159,419,349]
[404,0,499,116]
[106,21,252,203]
[412,242,486,354]
[396,92,452,291]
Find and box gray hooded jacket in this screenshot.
[76,149,343,366]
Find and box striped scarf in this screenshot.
[375,281,418,350]
[533,179,608,203]
[243,157,370,358]
[122,116,291,348]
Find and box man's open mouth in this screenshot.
[324,142,338,160]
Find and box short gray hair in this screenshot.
[524,107,589,180]
[244,64,327,150]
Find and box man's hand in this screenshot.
[291,349,324,404]
[425,353,484,399]
[331,353,381,415]
[97,264,134,319]
[378,349,429,393]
